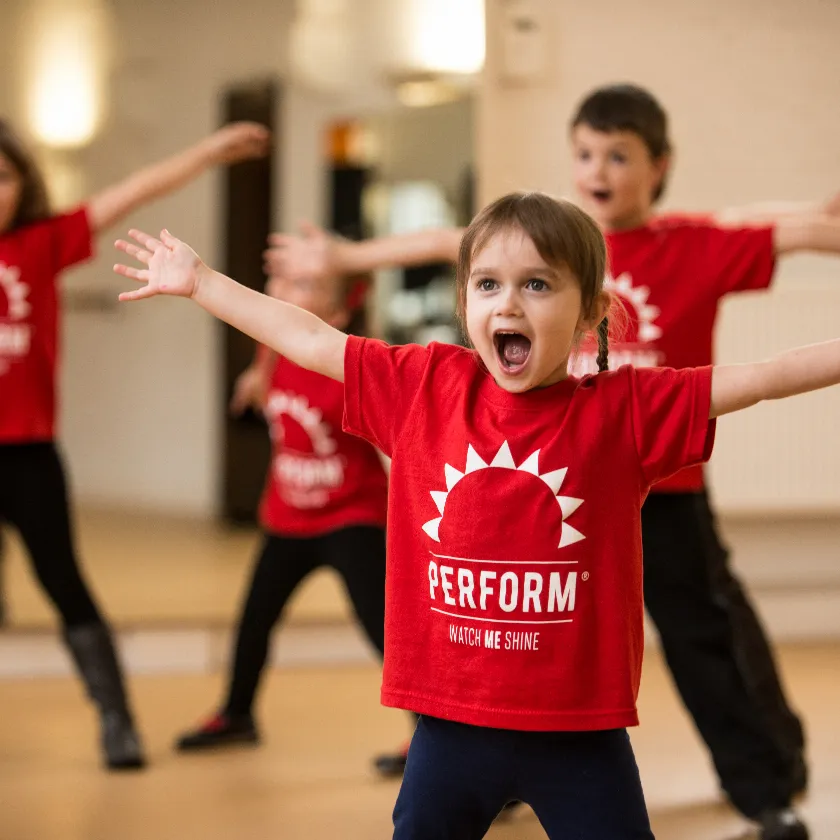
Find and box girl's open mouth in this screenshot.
[494,331,532,374]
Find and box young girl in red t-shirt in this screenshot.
[0,118,268,770]
[173,272,402,757]
[115,191,840,839]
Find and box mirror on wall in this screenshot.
[323,97,474,347]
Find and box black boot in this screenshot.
[758,808,809,840]
[373,744,409,778]
[63,623,146,771]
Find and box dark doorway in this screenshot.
[220,79,277,524]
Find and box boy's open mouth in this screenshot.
[591,189,612,203]
[494,331,532,374]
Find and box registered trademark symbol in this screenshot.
[581,571,590,581]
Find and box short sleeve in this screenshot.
[629,365,716,487]
[703,223,776,296]
[49,207,95,273]
[343,336,431,456]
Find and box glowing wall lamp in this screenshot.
[383,0,485,106]
[24,0,113,149]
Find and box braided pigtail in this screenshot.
[596,317,610,373]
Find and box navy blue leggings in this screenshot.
[393,716,654,840]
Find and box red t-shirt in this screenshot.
[0,208,94,443]
[344,338,715,731]
[571,214,774,492]
[259,356,388,537]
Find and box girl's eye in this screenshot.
[610,152,627,164]
[576,149,590,161]
[527,278,548,292]
[477,278,497,292]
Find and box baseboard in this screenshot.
[0,622,377,679]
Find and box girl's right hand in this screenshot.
[263,221,336,284]
[114,229,204,301]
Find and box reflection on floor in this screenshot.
[1,645,838,840]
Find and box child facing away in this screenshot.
[173,271,412,768]
[111,191,835,840]
[0,117,269,770]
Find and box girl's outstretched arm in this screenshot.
[88,123,270,235]
[114,229,346,382]
[711,338,840,418]
[264,222,463,283]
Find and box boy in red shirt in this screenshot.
[114,190,839,839]
[262,85,840,838]
[0,118,269,770]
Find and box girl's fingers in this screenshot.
[160,228,180,248]
[127,229,162,250]
[118,285,158,302]
[112,263,149,282]
[114,240,153,264]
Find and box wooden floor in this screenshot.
[1,645,839,840]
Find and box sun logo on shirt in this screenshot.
[422,441,586,549]
[0,263,31,321]
[606,273,661,343]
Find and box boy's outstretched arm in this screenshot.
[711,338,840,418]
[88,123,270,235]
[772,212,840,255]
[114,230,346,382]
[264,222,463,283]
[714,190,840,227]
[714,191,840,256]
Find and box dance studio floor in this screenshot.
[1,509,839,838]
[1,645,839,840]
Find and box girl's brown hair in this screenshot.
[0,120,52,231]
[456,192,611,371]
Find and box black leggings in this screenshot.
[0,442,102,627]
[225,525,387,716]
[642,490,804,818]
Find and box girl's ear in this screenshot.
[578,290,611,332]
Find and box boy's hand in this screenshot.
[113,229,204,301]
[203,122,270,165]
[263,221,336,284]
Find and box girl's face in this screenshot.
[267,274,348,329]
[465,227,599,393]
[0,153,23,235]
[570,124,668,231]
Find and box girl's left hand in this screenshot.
[113,229,204,301]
